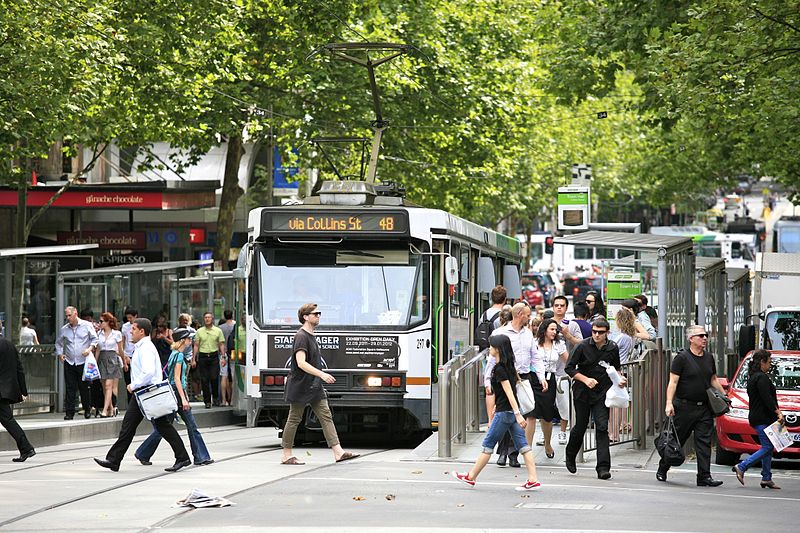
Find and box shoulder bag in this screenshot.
[684,352,730,417]
[135,380,178,420]
[515,375,536,415]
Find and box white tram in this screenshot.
[233,183,522,441]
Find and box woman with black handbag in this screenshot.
[732,350,784,489]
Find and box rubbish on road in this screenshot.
[411,470,422,474]
[175,488,234,508]
[385,494,395,501]
[353,496,366,501]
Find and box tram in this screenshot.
[232,182,522,441]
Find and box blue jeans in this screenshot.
[135,406,211,464]
[737,424,773,481]
[481,411,531,455]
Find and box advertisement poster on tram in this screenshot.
[267,334,400,369]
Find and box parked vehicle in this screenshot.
[715,352,800,465]
[561,272,602,302]
[522,272,561,307]
[521,283,544,307]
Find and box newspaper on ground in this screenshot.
[175,488,234,508]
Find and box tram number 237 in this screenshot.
[416,338,426,349]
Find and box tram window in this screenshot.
[255,244,429,329]
[459,245,470,319]
[450,242,461,317]
[596,247,615,259]
[619,249,635,258]
[697,242,721,258]
[530,243,543,262]
[731,242,742,259]
[575,247,593,260]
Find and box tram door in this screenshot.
[63,282,108,320]
[430,240,448,424]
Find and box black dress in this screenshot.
[531,343,562,421]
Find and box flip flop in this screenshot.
[281,456,305,465]
[335,452,360,463]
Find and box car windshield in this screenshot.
[256,243,429,328]
[733,356,800,391]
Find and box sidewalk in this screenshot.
[0,402,243,452]
[408,426,659,470]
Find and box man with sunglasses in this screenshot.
[280,303,359,465]
[564,319,625,480]
[657,325,725,487]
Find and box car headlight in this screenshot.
[728,407,749,419]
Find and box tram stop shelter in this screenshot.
[696,256,727,367]
[554,231,695,352]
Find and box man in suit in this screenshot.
[0,338,36,462]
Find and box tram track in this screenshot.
[0,426,267,476]
[0,443,285,528]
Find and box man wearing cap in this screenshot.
[94,318,190,473]
[134,327,213,466]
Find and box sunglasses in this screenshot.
[692,333,708,338]
[309,311,322,316]
[586,299,595,303]
[591,329,608,335]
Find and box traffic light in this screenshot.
[545,236,554,255]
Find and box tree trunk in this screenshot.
[213,134,245,270]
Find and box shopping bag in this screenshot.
[764,421,793,452]
[601,362,629,408]
[82,354,101,381]
[655,416,685,466]
[135,380,178,420]
[515,378,536,415]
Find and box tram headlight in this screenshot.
[366,377,382,387]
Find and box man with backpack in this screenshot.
[476,285,507,352]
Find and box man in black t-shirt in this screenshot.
[280,303,360,466]
[658,325,726,486]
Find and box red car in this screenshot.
[521,283,544,307]
[715,351,800,465]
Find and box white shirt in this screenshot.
[496,323,543,378]
[56,319,98,365]
[20,326,37,345]
[98,329,123,352]
[121,321,135,356]
[130,337,162,390]
[536,339,568,377]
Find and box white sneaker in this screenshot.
[558,432,567,445]
[535,434,545,446]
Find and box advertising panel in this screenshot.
[267,334,400,370]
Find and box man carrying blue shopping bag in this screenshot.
[94,318,190,473]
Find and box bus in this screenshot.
[233,182,522,441]
[772,217,800,254]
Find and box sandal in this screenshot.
[335,451,360,463]
[281,456,305,465]
[545,447,555,459]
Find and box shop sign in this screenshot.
[57,231,146,250]
[93,251,163,266]
[189,228,206,244]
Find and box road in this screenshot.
[1,425,798,532]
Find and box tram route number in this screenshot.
[264,211,409,235]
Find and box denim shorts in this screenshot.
[481,411,531,454]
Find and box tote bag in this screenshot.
[655,416,685,466]
[135,380,178,421]
[515,378,536,415]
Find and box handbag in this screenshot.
[655,416,685,466]
[135,380,178,420]
[684,352,730,417]
[515,377,536,415]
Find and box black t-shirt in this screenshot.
[491,362,518,413]
[672,349,716,402]
[284,328,326,404]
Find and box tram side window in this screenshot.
[450,243,461,317]
[459,245,470,319]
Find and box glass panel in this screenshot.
[765,311,800,351]
[257,244,429,328]
[778,227,800,253]
[734,355,800,391]
[596,247,615,259]
[450,242,461,317]
[529,243,543,262]
[459,245,470,319]
[575,247,593,260]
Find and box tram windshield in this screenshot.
[256,243,429,329]
[764,311,800,351]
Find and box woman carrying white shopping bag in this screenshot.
[94,318,190,473]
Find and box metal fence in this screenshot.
[438,346,483,458]
[580,339,669,458]
[696,257,727,365]
[14,344,57,415]
[725,268,751,378]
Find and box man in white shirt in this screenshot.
[95,318,190,473]
[120,308,137,396]
[55,306,98,420]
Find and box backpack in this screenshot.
[475,310,501,351]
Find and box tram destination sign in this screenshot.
[263,210,408,236]
[267,334,400,369]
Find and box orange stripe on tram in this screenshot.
[406,377,431,386]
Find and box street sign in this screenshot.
[273,146,299,197]
[606,271,642,329]
[557,185,590,231]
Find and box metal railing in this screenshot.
[438,346,483,458]
[14,344,57,415]
[579,339,669,457]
